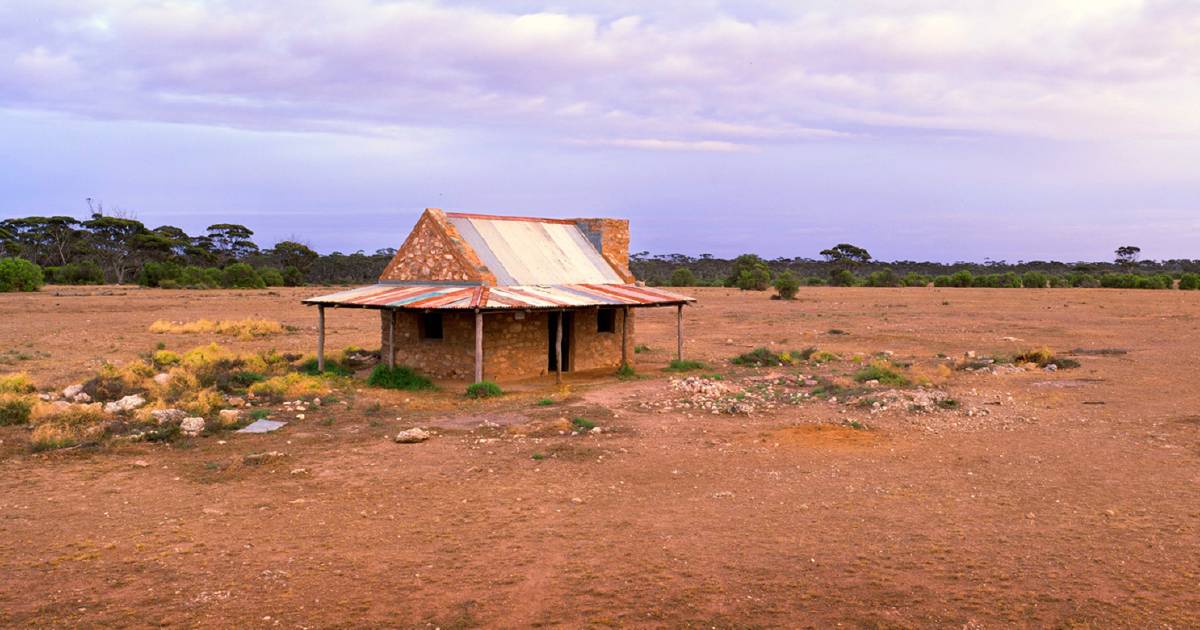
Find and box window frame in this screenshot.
[596,307,617,334]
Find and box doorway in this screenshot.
[547,311,573,372]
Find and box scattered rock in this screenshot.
[153,373,172,386]
[62,384,84,399]
[218,409,242,425]
[394,428,431,443]
[151,408,187,425]
[73,392,92,403]
[226,396,246,407]
[312,398,322,407]
[180,417,205,436]
[132,460,150,468]
[1044,364,1058,372]
[103,394,146,415]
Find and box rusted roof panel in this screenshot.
[446,213,623,285]
[303,284,694,310]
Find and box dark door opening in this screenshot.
[547,311,573,372]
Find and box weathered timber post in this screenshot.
[555,310,564,384]
[474,310,484,383]
[620,306,630,368]
[317,305,326,372]
[675,304,683,362]
[387,309,396,368]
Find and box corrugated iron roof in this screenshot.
[445,213,624,285]
[303,283,694,310]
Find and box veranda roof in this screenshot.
[302,283,693,311]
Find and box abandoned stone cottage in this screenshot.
[303,209,694,382]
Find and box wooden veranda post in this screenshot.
[474,310,484,383]
[386,309,396,368]
[317,305,326,372]
[675,304,683,362]
[555,311,564,384]
[620,306,630,368]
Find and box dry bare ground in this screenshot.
[1,286,1198,628]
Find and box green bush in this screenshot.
[852,362,910,386]
[367,365,435,390]
[1021,271,1048,289]
[138,261,183,287]
[804,276,827,286]
[828,269,857,287]
[727,254,772,290]
[45,261,104,285]
[901,272,930,287]
[669,267,697,287]
[864,268,900,287]
[222,263,266,289]
[465,380,502,398]
[1179,273,1200,290]
[0,257,44,292]
[179,266,223,289]
[773,271,800,299]
[0,395,34,425]
[1100,273,1138,289]
[299,357,353,377]
[258,267,285,287]
[282,266,306,287]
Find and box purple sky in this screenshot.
[2,0,1199,262]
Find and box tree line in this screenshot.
[633,244,1200,291]
[0,211,395,288]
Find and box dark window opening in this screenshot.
[597,308,617,333]
[420,313,444,340]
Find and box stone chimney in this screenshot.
[573,217,633,282]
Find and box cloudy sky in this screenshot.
[2,0,1199,261]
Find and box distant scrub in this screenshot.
[149,319,287,339]
[773,271,800,299]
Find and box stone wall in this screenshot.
[379,209,491,284]
[574,218,633,282]
[381,306,634,381]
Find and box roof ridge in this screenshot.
[443,211,578,225]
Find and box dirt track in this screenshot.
[1,286,1199,627]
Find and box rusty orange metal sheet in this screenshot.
[303,283,693,310]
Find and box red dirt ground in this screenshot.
[1,286,1198,628]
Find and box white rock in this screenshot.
[73,392,92,403]
[181,417,206,436]
[152,373,171,386]
[62,384,84,399]
[218,409,242,424]
[394,428,431,443]
[151,408,187,425]
[103,394,146,414]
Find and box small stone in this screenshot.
[181,417,205,436]
[226,396,246,407]
[312,398,322,407]
[63,384,84,399]
[132,460,150,468]
[218,409,242,425]
[73,392,92,403]
[394,428,431,443]
[153,373,171,386]
[296,413,305,420]
[571,497,583,504]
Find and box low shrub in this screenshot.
[1021,271,1049,289]
[934,270,973,288]
[571,417,596,431]
[45,261,104,285]
[1011,347,1080,369]
[466,380,503,398]
[669,267,697,287]
[0,372,35,394]
[0,394,34,425]
[367,365,435,391]
[616,363,638,379]
[151,349,182,367]
[665,359,708,372]
[730,347,814,367]
[828,269,857,287]
[249,372,337,401]
[536,398,554,406]
[1179,273,1200,291]
[853,361,910,386]
[258,267,285,287]
[299,357,354,377]
[864,268,900,287]
[804,277,827,286]
[773,271,801,300]
[0,257,44,292]
[634,344,651,354]
[29,402,110,451]
[901,272,930,287]
[221,263,266,289]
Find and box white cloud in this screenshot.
[0,0,1197,147]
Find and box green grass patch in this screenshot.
[571,417,596,431]
[664,359,708,372]
[299,358,353,377]
[466,380,503,398]
[249,409,271,420]
[634,344,651,354]
[852,362,910,386]
[536,398,554,406]
[616,364,638,380]
[367,365,436,391]
[0,394,33,425]
[531,453,545,461]
[936,398,960,410]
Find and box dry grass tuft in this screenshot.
[29,402,110,451]
[149,319,286,340]
[248,373,338,401]
[0,393,35,425]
